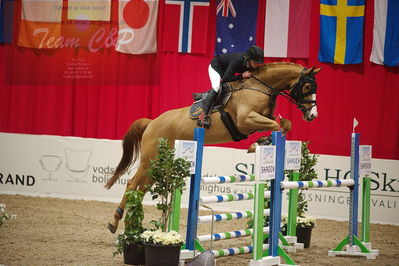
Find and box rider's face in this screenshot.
[249,60,264,69]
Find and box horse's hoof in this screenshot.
[247,144,256,153]
[108,223,117,234]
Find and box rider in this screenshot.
[200,45,265,127]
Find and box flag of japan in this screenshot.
[264,0,311,58]
[116,0,159,54]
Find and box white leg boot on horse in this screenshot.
[106,63,321,233]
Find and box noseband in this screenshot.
[287,68,317,112]
[251,68,317,113]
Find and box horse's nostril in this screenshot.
[310,113,318,120]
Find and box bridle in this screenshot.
[245,67,318,113]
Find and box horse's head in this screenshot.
[288,66,321,121]
[247,63,321,121]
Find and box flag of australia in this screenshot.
[215,0,258,55]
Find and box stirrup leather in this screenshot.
[196,114,211,129]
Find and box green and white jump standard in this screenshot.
[282,143,378,257]
[260,132,378,265]
[326,133,377,259]
[177,129,378,265]
[182,128,295,265]
[250,131,295,266]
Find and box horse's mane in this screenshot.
[253,62,304,75]
[263,61,304,68]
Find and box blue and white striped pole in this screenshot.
[202,174,255,184]
[198,209,270,223]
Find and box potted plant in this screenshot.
[0,203,16,226]
[141,229,185,266]
[295,215,316,248]
[114,190,146,265]
[142,138,191,266]
[294,141,318,248]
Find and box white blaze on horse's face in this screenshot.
[306,94,318,121]
[302,83,318,122]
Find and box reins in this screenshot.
[233,68,318,113]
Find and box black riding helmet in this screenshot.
[245,45,264,63]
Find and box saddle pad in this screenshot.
[189,92,232,120]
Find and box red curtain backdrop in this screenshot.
[1,0,398,160]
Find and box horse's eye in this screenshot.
[303,84,311,93]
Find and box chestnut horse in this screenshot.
[105,62,321,233]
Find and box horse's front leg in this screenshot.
[237,110,280,133]
[280,118,292,135]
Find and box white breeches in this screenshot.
[208,64,222,92]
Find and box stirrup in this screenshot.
[197,114,211,129]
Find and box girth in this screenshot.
[217,107,248,142]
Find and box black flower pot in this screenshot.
[123,243,145,265]
[144,243,181,266]
[296,226,313,248]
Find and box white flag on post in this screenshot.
[353,118,359,133]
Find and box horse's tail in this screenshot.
[105,118,152,189]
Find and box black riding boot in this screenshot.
[197,89,217,128]
[203,89,218,115]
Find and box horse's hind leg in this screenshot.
[107,161,151,233]
[108,140,157,233]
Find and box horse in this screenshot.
[105,62,321,233]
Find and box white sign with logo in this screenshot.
[285,141,302,170]
[359,145,372,177]
[255,145,276,181]
[175,140,197,174]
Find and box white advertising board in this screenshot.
[1,133,398,225]
[359,145,372,177]
[175,140,197,174]
[255,145,276,181]
[285,141,302,170]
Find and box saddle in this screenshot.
[189,84,232,119]
[189,83,248,142]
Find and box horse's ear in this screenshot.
[307,66,321,75]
